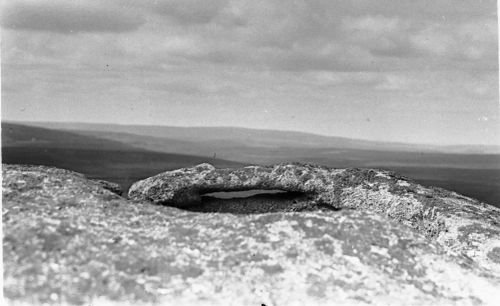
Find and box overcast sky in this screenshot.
[1,0,498,145]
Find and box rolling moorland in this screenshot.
[2,121,499,207]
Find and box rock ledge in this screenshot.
[129,163,500,275]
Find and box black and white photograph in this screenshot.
[1,0,500,305]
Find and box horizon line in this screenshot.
[3,119,499,149]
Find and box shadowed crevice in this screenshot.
[181,190,338,214]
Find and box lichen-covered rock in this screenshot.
[128,163,343,206]
[3,164,500,305]
[128,163,500,275]
[91,179,123,196]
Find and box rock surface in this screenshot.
[3,164,500,305]
[129,163,500,276]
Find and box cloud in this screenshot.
[463,72,499,99]
[375,75,410,91]
[300,71,411,92]
[2,0,496,74]
[410,19,498,63]
[1,1,144,33]
[340,15,415,58]
[135,1,496,73]
[150,0,229,25]
[303,71,383,87]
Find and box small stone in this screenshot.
[91,179,123,196]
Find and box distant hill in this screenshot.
[20,121,500,154]
[12,121,500,170]
[1,123,243,190]
[2,122,139,151]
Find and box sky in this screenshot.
[1,0,499,145]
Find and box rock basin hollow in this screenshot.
[204,189,286,199]
[184,190,322,214]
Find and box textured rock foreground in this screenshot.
[129,163,500,275]
[3,164,500,305]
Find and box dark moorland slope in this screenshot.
[1,123,243,190]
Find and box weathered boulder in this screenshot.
[3,164,500,305]
[128,163,344,207]
[128,163,500,275]
[91,179,123,196]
